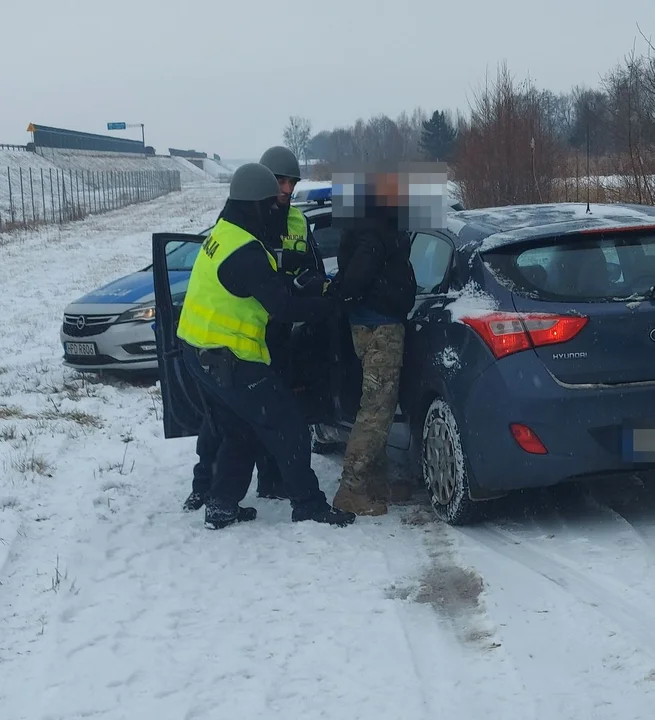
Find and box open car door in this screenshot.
[152,232,206,439]
[153,231,340,438]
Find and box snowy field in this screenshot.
[3,185,655,719]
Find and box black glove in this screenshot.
[324,276,355,306]
[281,248,310,275]
[324,274,341,297]
[293,269,327,297]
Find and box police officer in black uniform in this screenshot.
[178,162,355,529]
[182,147,325,511]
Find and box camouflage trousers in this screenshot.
[340,323,405,493]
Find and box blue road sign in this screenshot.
[107,122,127,130]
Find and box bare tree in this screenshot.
[453,61,565,208]
[302,30,655,207]
[603,43,655,204]
[307,109,427,172]
[283,116,312,168]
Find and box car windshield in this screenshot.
[483,230,655,301]
[166,241,202,271]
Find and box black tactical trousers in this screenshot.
[191,325,290,497]
[191,416,219,495]
[192,416,284,496]
[182,344,326,512]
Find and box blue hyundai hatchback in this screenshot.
[152,201,655,525]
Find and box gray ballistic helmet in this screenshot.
[259,145,301,180]
[229,162,281,202]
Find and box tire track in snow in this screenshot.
[378,510,538,720]
[344,520,436,720]
[584,478,655,562]
[461,522,655,656]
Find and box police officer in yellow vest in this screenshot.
[182,148,325,512]
[178,162,356,529]
[247,145,327,497]
[259,145,324,281]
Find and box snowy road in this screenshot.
[2,185,655,719]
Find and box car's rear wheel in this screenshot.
[422,398,478,525]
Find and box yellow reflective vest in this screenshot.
[282,205,308,255]
[177,219,277,364]
[276,205,312,277]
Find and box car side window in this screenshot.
[410,233,453,294]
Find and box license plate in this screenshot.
[65,342,97,356]
[622,426,655,463]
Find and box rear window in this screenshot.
[483,230,655,301]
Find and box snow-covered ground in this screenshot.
[3,185,655,719]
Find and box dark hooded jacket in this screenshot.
[335,204,417,321]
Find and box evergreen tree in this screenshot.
[419,110,457,161]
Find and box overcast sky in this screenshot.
[2,0,655,160]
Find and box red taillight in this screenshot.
[461,312,588,359]
[510,423,548,454]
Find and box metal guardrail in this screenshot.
[0,167,182,232]
[0,144,27,151]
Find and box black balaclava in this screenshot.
[217,198,277,243]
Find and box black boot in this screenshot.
[292,502,356,527]
[183,492,207,512]
[204,501,257,530]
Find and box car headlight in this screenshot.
[116,304,156,323]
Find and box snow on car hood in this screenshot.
[74,270,191,305]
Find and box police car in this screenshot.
[59,188,336,374]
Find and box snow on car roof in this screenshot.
[453,203,655,254]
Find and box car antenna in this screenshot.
[585,114,592,214]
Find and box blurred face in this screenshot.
[373,172,400,207]
[275,176,298,205]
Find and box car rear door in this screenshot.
[482,227,655,385]
[152,231,339,438]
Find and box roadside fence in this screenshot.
[0,167,182,232]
